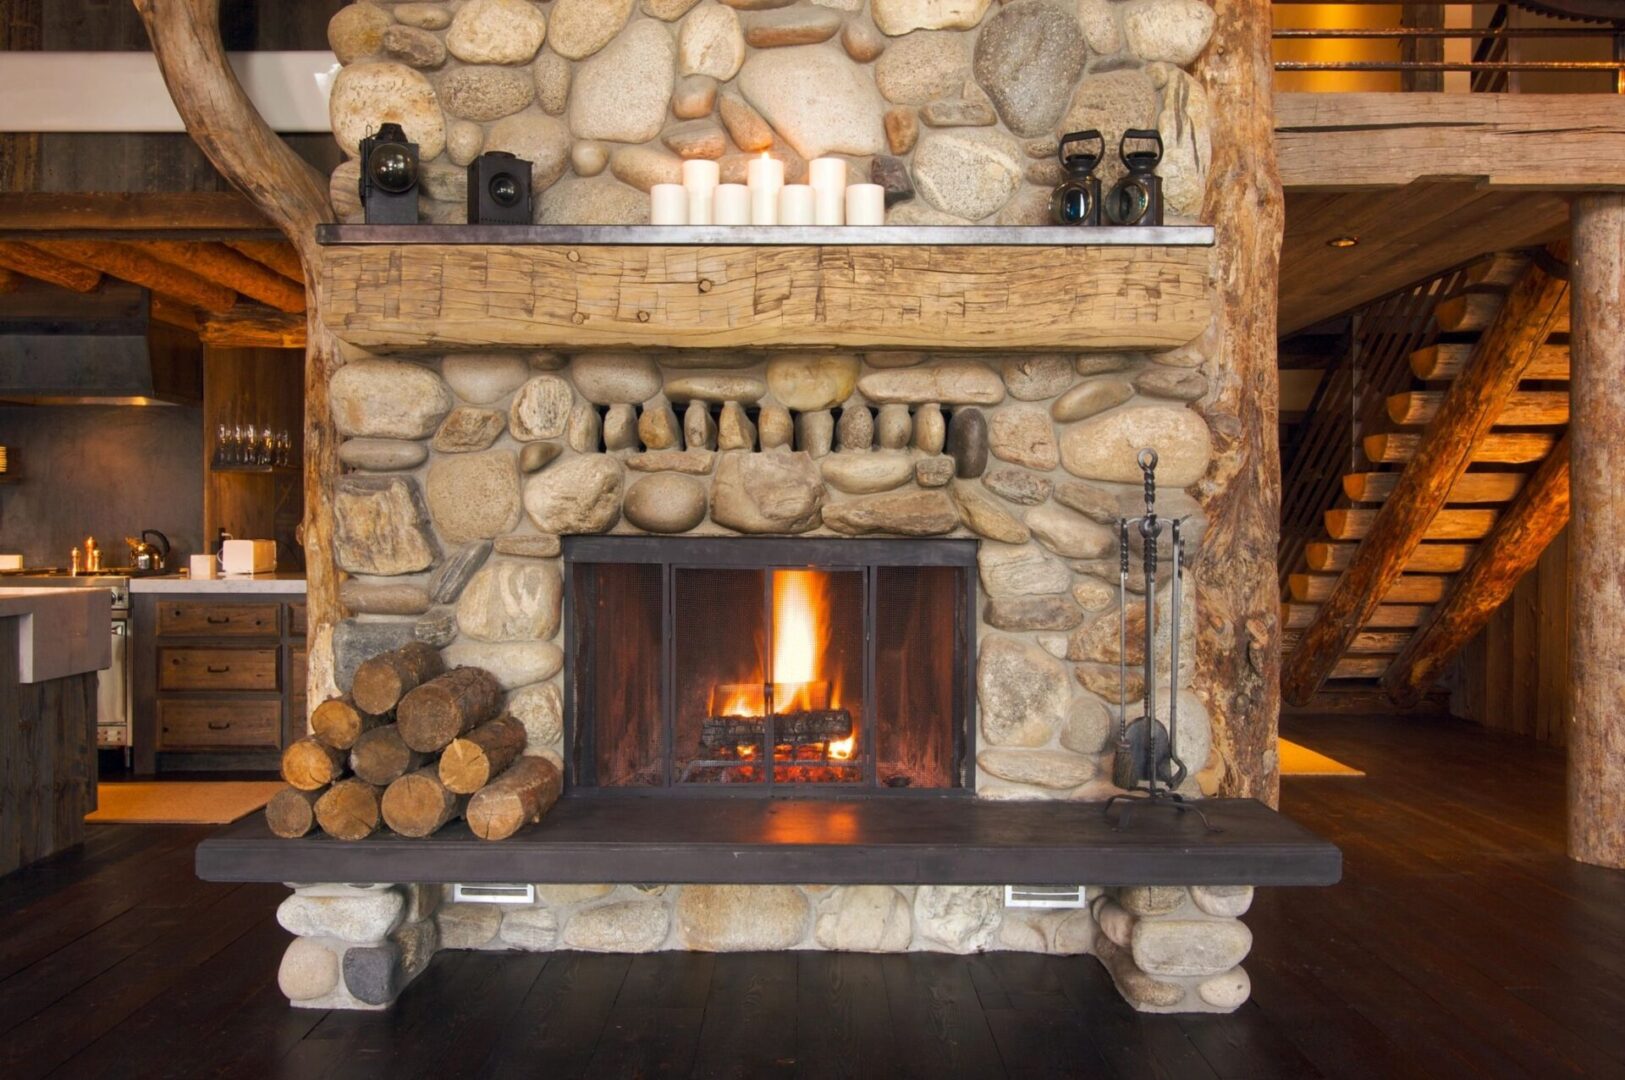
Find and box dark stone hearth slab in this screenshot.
[199,798,1340,889]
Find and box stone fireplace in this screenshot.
[174,0,1303,1019]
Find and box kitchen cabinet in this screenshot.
[131,589,306,773]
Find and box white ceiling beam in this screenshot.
[0,51,338,133]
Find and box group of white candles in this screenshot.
[650,155,886,227]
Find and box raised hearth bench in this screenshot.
[199,797,1338,1014]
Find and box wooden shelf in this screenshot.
[317,230,1215,353]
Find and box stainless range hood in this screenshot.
[0,280,202,405]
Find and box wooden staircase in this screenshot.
[1280,252,1571,688]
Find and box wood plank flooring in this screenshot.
[2,712,1623,1078]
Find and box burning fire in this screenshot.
[709,569,855,764]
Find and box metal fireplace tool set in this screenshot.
[1104,449,1219,832]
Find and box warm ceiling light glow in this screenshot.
[1327,235,1360,249]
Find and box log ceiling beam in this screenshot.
[129,240,304,312]
[1382,433,1570,707]
[0,267,20,294]
[30,239,237,313]
[1281,250,1570,706]
[0,191,278,238]
[198,305,306,348]
[222,239,302,284]
[148,292,200,333]
[0,240,102,292]
[1275,93,1625,191]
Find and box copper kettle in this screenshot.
[125,529,170,573]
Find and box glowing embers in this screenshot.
[684,569,862,785]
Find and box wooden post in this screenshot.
[1568,193,1625,869]
[134,0,340,733]
[1190,0,1286,803]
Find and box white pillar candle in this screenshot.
[714,183,750,225]
[747,153,784,226]
[778,184,815,226]
[808,157,847,226]
[844,183,886,226]
[651,183,687,225]
[682,159,719,226]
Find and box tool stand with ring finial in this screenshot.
[1103,448,1219,832]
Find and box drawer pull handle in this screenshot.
[207,720,231,730]
[206,665,231,673]
[206,615,231,624]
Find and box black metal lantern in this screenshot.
[359,122,420,225]
[468,151,533,225]
[1104,129,1164,228]
[1048,129,1105,227]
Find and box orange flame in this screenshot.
[771,570,840,713]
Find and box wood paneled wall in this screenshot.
[1451,527,1569,745]
[202,346,303,568]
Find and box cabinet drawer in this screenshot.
[288,602,307,638]
[159,647,280,691]
[157,602,280,637]
[157,700,282,750]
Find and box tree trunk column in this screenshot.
[1568,193,1625,869]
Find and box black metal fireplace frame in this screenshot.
[562,535,979,800]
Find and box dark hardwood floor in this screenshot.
[3,712,1623,1079]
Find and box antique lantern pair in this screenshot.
[1048,129,1165,228]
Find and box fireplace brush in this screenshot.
[1105,449,1217,832]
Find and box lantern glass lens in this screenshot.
[1055,187,1093,225]
[1108,181,1149,225]
[489,173,521,207]
[368,145,416,193]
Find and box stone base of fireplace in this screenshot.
[217,797,1336,1015]
[271,881,1257,1014]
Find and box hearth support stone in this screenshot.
[274,880,1256,1014]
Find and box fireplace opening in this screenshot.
[564,537,976,796]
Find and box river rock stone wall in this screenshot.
[325,348,1223,803]
[325,0,1215,225]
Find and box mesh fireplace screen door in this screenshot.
[570,561,662,787]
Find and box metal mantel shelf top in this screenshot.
[315,223,1216,248]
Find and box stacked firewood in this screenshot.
[265,642,562,842]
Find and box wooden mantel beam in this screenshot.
[1381,434,1570,706]
[1281,252,1570,706]
[1275,93,1625,191]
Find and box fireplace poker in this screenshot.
[1111,517,1136,790]
[1104,449,1217,832]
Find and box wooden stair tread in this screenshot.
[1305,541,1474,573]
[1289,573,1450,604]
[1364,431,1556,466]
[1409,342,1569,382]
[1283,602,1432,630]
[1385,389,1569,427]
[1282,630,1414,655]
[1325,507,1498,541]
[1328,656,1393,680]
[1342,472,1524,505]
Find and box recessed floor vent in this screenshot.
[1004,885,1089,909]
[452,884,536,905]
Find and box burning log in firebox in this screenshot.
[264,643,560,843]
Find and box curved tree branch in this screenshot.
[135,0,342,706]
[132,0,333,269]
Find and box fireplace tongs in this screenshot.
[1104,449,1219,832]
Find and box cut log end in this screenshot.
[438,715,528,795]
[381,766,467,838]
[397,666,505,753]
[265,785,321,838]
[281,736,346,791]
[351,641,446,716]
[467,757,563,841]
[310,695,383,751]
[349,723,427,787]
[314,778,384,842]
